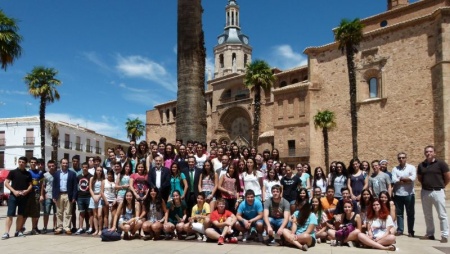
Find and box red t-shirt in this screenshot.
[210,209,233,223]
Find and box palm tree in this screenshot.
[244,59,275,148]
[176,0,207,142]
[314,110,336,174]
[47,122,59,161]
[24,67,61,160]
[125,117,145,141]
[335,18,364,159]
[0,10,22,71]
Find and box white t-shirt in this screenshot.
[194,154,208,169]
[370,215,395,238]
[263,179,281,199]
[243,171,263,196]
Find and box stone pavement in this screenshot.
[0,200,449,254]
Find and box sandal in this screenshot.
[388,245,396,251]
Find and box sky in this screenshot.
[0,0,403,141]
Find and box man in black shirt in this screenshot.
[418,145,450,243]
[2,157,32,240]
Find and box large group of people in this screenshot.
[2,139,449,251]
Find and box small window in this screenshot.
[25,150,34,162]
[291,79,299,84]
[244,54,248,66]
[288,140,296,157]
[222,89,232,99]
[172,108,177,118]
[369,77,379,98]
[380,20,388,27]
[0,151,4,168]
[280,81,287,88]
[166,109,170,122]
[64,153,69,160]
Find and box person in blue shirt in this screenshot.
[282,200,317,251]
[235,189,264,242]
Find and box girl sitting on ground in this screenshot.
[109,189,142,240]
[357,199,396,251]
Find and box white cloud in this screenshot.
[82,51,111,71]
[268,44,307,70]
[205,57,214,81]
[118,83,148,93]
[46,113,127,141]
[116,55,177,92]
[25,102,33,106]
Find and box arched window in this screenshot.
[219,54,224,68]
[244,54,248,66]
[369,77,378,98]
[165,109,170,123]
[280,81,287,88]
[172,108,176,118]
[291,79,299,84]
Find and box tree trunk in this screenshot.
[346,43,358,159]
[252,84,261,148]
[40,96,46,160]
[176,0,207,142]
[323,127,330,175]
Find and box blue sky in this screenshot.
[0,0,397,141]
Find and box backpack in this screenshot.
[101,229,121,242]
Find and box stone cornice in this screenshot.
[304,6,450,55]
[272,82,310,95]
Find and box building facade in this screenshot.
[0,117,128,168]
[147,0,450,167]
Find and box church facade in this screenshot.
[146,0,450,166]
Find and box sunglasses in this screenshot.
[398,157,406,159]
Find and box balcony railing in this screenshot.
[219,93,250,104]
[23,137,35,145]
[0,138,5,146]
[278,148,310,158]
[86,145,92,153]
[75,143,83,151]
[95,147,102,154]
[64,141,72,149]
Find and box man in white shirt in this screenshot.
[391,152,416,237]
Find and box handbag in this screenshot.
[101,229,121,241]
[335,223,355,243]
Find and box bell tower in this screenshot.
[213,0,252,79]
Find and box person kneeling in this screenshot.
[185,193,210,241]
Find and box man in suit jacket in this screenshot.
[182,156,202,217]
[215,155,230,179]
[52,158,78,235]
[148,156,171,201]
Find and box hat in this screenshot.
[380,159,388,164]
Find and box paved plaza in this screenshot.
[0,200,449,254]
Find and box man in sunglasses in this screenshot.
[391,152,416,237]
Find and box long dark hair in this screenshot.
[227,163,241,193]
[295,187,309,207]
[146,187,163,212]
[170,162,181,178]
[201,160,215,181]
[359,188,374,212]
[311,195,323,224]
[120,161,132,181]
[122,189,136,215]
[331,161,347,184]
[312,167,327,189]
[379,191,392,212]
[348,158,362,175]
[297,200,312,227]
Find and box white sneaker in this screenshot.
[242,232,248,242]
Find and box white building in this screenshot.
[0,117,117,168]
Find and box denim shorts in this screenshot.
[7,194,29,217]
[43,198,57,215]
[266,217,292,231]
[238,218,264,228]
[77,197,90,212]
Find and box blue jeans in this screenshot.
[393,194,415,234]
